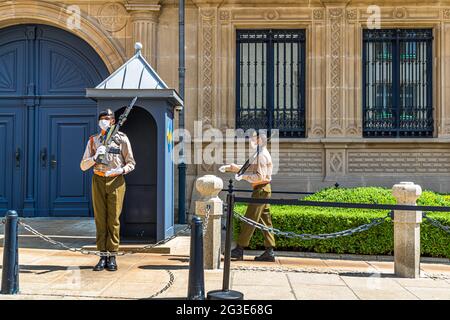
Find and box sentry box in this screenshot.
[86,43,183,242]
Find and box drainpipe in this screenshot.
[178,0,186,224]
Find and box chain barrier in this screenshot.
[17,219,191,257]
[145,270,175,299]
[233,211,392,240]
[200,204,211,237]
[423,212,450,235]
[16,205,211,257]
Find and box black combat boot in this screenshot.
[254,247,275,262]
[230,246,244,260]
[93,256,107,271]
[106,255,118,271]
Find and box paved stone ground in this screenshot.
[0,218,449,300]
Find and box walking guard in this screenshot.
[80,108,136,271]
[220,132,276,262]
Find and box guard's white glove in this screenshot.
[234,173,243,181]
[94,145,106,160]
[105,167,124,177]
[219,165,230,173]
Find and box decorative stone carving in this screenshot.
[313,9,324,20]
[393,7,407,19]
[98,2,128,32]
[328,7,344,136]
[264,10,279,20]
[311,127,325,137]
[199,8,216,128]
[444,9,450,19]
[330,152,343,174]
[346,8,357,20]
[219,10,230,21]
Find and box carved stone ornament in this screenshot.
[265,10,279,20]
[330,152,344,174]
[219,10,230,21]
[444,9,450,19]
[393,7,407,19]
[313,9,324,20]
[98,2,128,32]
[346,9,357,20]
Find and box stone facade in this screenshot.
[3,0,450,216]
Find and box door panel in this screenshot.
[38,107,96,216]
[0,24,108,217]
[0,26,26,97]
[0,107,24,215]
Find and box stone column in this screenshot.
[125,1,161,67]
[195,175,223,269]
[392,182,423,278]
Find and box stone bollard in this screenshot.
[392,182,422,278]
[195,175,223,269]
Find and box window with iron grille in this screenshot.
[236,29,306,137]
[363,29,433,137]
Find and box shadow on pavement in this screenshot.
[338,271,396,278]
[138,265,189,271]
[18,265,93,274]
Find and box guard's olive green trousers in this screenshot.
[92,174,126,252]
[237,183,276,248]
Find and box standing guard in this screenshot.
[80,109,136,271]
[220,132,276,262]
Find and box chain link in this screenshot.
[18,219,191,257]
[201,204,211,237]
[233,211,391,240]
[145,270,175,299]
[423,213,450,235]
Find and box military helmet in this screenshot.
[98,108,115,120]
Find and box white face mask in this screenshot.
[98,119,111,131]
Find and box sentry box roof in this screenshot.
[86,42,183,108]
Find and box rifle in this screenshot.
[96,96,138,165]
[235,132,273,178]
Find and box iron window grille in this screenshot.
[362,29,433,137]
[236,29,306,137]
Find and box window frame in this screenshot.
[362,28,434,138]
[235,29,306,138]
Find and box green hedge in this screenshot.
[233,187,450,258]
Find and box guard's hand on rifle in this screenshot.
[234,173,243,181]
[94,146,106,160]
[105,167,124,177]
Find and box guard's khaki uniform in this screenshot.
[80,130,136,252]
[236,147,276,248]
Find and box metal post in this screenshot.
[207,180,244,300]
[1,210,19,294]
[187,216,205,300]
[177,0,186,224]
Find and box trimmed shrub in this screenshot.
[233,187,450,258]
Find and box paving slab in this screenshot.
[1,220,450,300]
[287,273,347,286]
[292,284,359,300]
